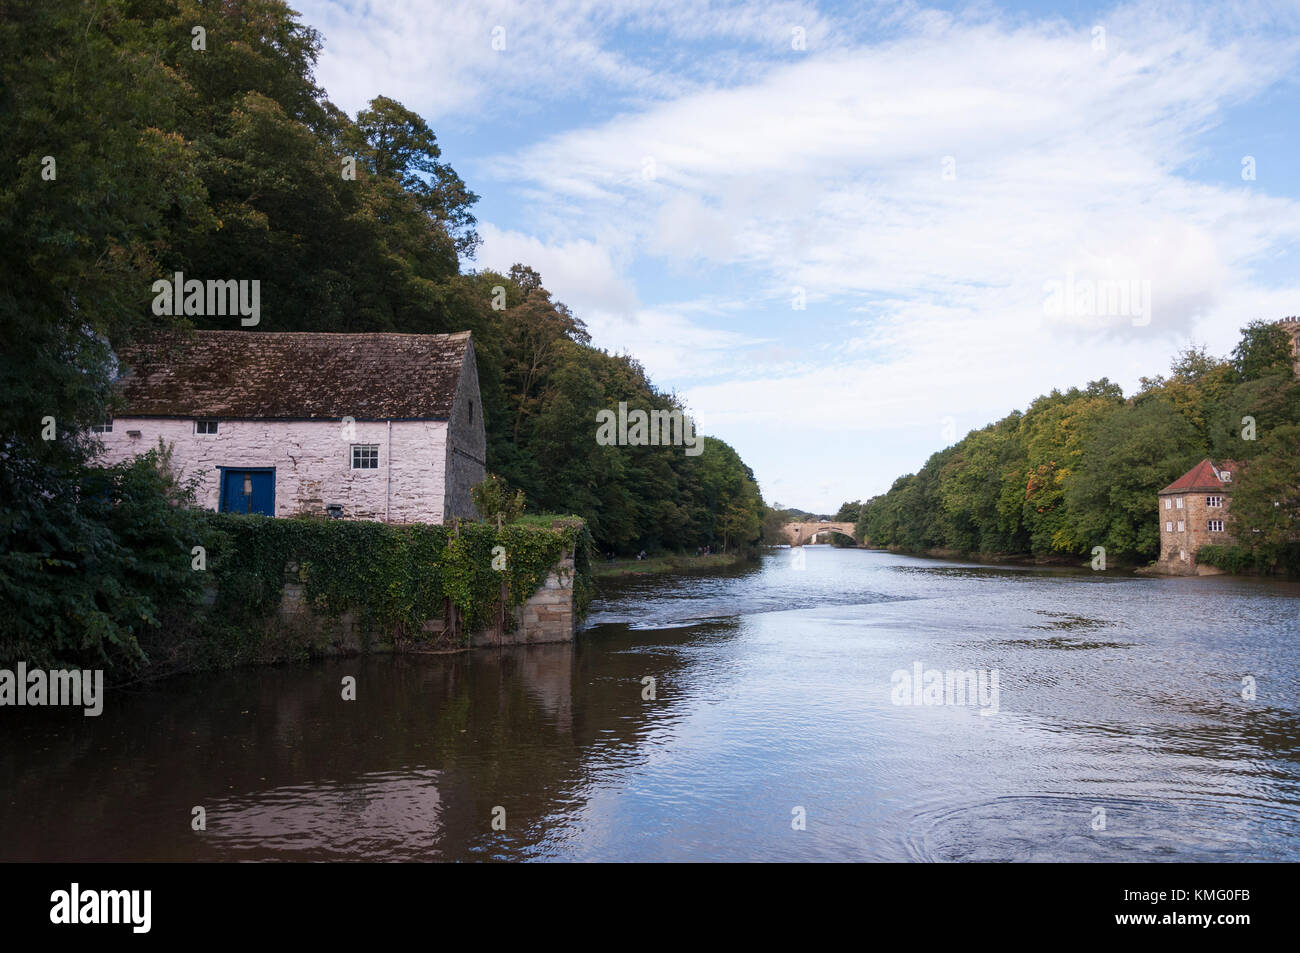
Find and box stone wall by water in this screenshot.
[272,552,576,653]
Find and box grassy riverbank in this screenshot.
[593,552,749,577]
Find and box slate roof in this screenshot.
[114,331,472,420]
[1159,459,1240,495]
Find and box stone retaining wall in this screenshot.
[469,554,575,647]
[270,551,576,653]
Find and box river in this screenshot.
[3,546,1299,861]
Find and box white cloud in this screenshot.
[476,223,639,318]
[298,0,837,118]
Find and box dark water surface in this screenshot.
[4,547,1299,861]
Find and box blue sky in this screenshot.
[296,0,1300,512]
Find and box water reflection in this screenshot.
[2,546,1299,861]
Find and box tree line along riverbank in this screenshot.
[834,321,1300,577]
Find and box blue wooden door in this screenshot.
[220,469,274,516]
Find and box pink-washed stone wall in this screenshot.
[95,418,450,523]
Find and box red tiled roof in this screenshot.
[1159,459,1240,494]
[114,330,472,420]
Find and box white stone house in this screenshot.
[95,330,486,523]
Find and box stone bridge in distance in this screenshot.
[782,521,860,547]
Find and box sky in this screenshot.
[295,0,1300,513]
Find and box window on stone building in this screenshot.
[195,419,218,435]
[1207,495,1222,508]
[1164,498,1171,510]
[1175,497,1183,509]
[351,444,379,469]
[1208,519,1224,532]
[1165,521,1173,532]
[1177,520,1184,532]
[91,419,112,433]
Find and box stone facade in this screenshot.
[444,342,487,522]
[468,554,576,647]
[1280,316,1300,377]
[782,521,858,546]
[1156,459,1238,574]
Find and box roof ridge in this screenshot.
[179,329,472,339]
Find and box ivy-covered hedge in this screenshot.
[202,512,592,636]
[131,512,593,677]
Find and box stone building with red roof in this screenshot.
[94,330,486,523]
[1156,459,1240,573]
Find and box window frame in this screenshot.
[194,418,219,436]
[350,444,380,470]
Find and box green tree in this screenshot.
[1226,424,1300,567]
[1232,320,1295,382]
[834,500,862,522]
[1012,382,1122,555]
[1064,398,1201,560]
[357,95,480,256]
[471,474,526,524]
[0,0,215,667]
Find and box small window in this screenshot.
[1164,498,1172,510]
[1208,519,1224,533]
[1165,521,1173,532]
[468,400,474,424]
[1175,497,1184,509]
[1207,495,1222,508]
[195,419,218,435]
[1177,520,1184,532]
[91,419,112,433]
[351,444,379,469]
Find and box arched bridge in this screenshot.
[782,521,860,547]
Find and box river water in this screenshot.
[3,546,1299,861]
